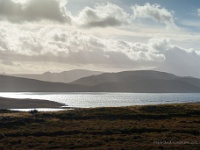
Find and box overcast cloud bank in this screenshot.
[0,0,200,78]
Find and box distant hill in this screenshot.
[0,75,87,92]
[1,70,200,93]
[12,69,103,83]
[72,70,200,93]
[72,70,178,86]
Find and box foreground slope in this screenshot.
[0,103,200,149]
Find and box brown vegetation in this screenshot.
[0,103,200,149]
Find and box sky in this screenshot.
[0,0,200,78]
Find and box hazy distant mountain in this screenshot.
[1,70,200,93]
[12,69,103,83]
[72,70,200,93]
[72,70,178,86]
[0,74,87,92]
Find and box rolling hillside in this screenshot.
[0,75,87,92]
[12,69,103,83]
[1,70,200,93]
[72,70,200,93]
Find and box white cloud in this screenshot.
[1,22,200,77]
[0,1,200,77]
[0,0,71,23]
[75,3,131,28]
[157,45,200,78]
[0,1,130,28]
[0,23,165,69]
[0,1,177,29]
[132,3,174,26]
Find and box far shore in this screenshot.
[0,97,66,109]
[1,96,200,110]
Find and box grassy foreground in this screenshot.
[0,103,200,150]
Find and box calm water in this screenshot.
[0,92,200,110]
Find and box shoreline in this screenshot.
[0,95,200,111]
[0,97,66,110]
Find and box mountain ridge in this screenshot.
[72,70,178,86]
[12,69,103,83]
[1,70,200,93]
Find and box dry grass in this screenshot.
[0,103,200,149]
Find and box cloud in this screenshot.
[157,46,200,78]
[0,20,200,77]
[132,3,174,26]
[0,24,165,70]
[197,8,200,16]
[0,1,130,28]
[0,0,71,23]
[1,23,200,77]
[75,3,131,28]
[0,1,178,29]
[1,60,15,66]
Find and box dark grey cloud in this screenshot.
[0,0,71,23]
[76,3,130,28]
[0,1,177,28]
[1,60,15,66]
[82,16,126,28]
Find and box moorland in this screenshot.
[0,103,200,149]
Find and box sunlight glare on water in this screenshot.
[0,92,200,108]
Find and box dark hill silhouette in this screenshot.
[0,75,87,92]
[72,70,200,93]
[72,70,178,86]
[1,70,200,93]
[12,69,103,83]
